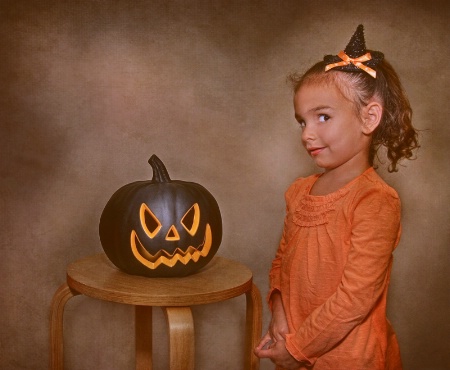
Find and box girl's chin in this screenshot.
[311,158,330,168]
[312,159,338,172]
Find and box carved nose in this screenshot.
[165,225,180,241]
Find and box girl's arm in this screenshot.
[268,291,289,341]
[256,219,289,345]
[255,192,295,364]
[254,291,288,351]
[255,291,307,369]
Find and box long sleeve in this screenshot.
[268,208,288,302]
[268,180,304,309]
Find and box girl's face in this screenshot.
[294,81,372,174]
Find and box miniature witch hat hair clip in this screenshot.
[324,24,384,78]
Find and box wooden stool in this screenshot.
[50,253,262,369]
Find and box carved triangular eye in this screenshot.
[140,204,162,239]
[181,203,200,236]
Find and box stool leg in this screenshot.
[245,283,262,370]
[49,283,78,370]
[135,306,153,370]
[163,307,195,370]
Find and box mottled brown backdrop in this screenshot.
[1,1,449,369]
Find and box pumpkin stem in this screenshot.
[149,155,172,183]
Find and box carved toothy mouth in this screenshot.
[130,224,212,269]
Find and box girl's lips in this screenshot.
[308,147,325,156]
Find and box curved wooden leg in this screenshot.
[135,306,153,370]
[49,283,79,370]
[245,283,262,370]
[163,307,195,370]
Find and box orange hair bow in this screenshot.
[325,50,377,78]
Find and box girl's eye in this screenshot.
[318,114,330,122]
[297,120,306,128]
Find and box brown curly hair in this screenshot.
[288,58,420,172]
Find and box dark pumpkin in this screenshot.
[99,155,222,277]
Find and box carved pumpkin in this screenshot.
[99,155,222,277]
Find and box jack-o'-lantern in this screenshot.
[99,155,222,277]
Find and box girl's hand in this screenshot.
[254,331,273,354]
[254,338,305,370]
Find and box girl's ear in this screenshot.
[361,101,383,135]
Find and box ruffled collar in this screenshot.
[292,167,374,227]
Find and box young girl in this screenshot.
[254,25,419,370]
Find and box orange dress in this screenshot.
[269,167,403,369]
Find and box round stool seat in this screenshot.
[67,253,253,306]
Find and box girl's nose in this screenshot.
[301,124,316,143]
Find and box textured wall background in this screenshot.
[1,1,449,369]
